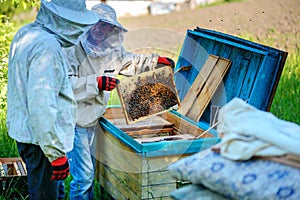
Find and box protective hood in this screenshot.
[92,3,127,32]
[80,24,124,58]
[36,3,97,47]
[42,0,99,25]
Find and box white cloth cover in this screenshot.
[217,98,300,160]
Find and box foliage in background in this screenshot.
[0,0,39,114]
[0,113,19,157]
[0,14,19,161]
[0,15,14,115]
[271,47,300,124]
[0,0,39,18]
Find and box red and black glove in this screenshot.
[97,76,119,91]
[50,156,69,181]
[157,56,175,68]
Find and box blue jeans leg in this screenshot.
[58,180,65,200]
[17,142,58,200]
[67,126,96,200]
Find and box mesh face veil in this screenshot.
[81,22,125,58]
[80,3,127,57]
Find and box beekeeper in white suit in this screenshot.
[63,3,175,198]
[6,0,99,199]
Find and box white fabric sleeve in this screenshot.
[27,48,66,161]
[65,47,99,103]
[119,48,159,76]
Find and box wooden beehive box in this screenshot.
[94,27,288,200]
[94,107,217,200]
[0,157,27,197]
[0,157,27,178]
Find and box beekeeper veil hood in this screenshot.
[80,3,127,57]
[36,0,99,47]
[92,3,127,32]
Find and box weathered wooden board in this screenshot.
[178,55,219,115]
[110,116,173,130]
[0,161,6,177]
[186,56,231,121]
[127,127,174,139]
[177,55,231,121]
[97,172,174,200]
[135,134,195,144]
[117,66,180,124]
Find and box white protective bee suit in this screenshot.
[64,5,160,128]
[63,3,163,199]
[6,0,99,162]
[7,0,99,199]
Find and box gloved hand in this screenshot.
[97,76,119,91]
[157,56,175,68]
[50,156,69,181]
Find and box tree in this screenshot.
[1,0,39,18]
[0,0,39,113]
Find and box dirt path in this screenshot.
[120,0,300,53]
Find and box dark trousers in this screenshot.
[17,142,60,200]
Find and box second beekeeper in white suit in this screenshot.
[63,3,175,199]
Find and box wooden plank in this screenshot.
[127,127,174,138]
[98,161,141,199]
[222,48,250,101]
[0,157,23,163]
[13,162,21,176]
[96,149,179,187]
[98,173,130,200]
[187,57,232,121]
[144,170,176,186]
[0,161,6,177]
[95,128,142,173]
[178,55,219,115]
[135,134,195,144]
[160,112,213,138]
[2,163,9,175]
[142,153,191,173]
[142,183,177,199]
[99,162,177,200]
[99,160,176,199]
[110,116,174,131]
[174,33,203,99]
[21,160,27,175]
[16,161,26,176]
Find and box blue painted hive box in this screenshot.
[175,27,287,133]
[94,27,287,200]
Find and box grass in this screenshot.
[271,47,300,124]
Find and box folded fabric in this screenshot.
[217,98,300,160]
[168,151,300,200]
